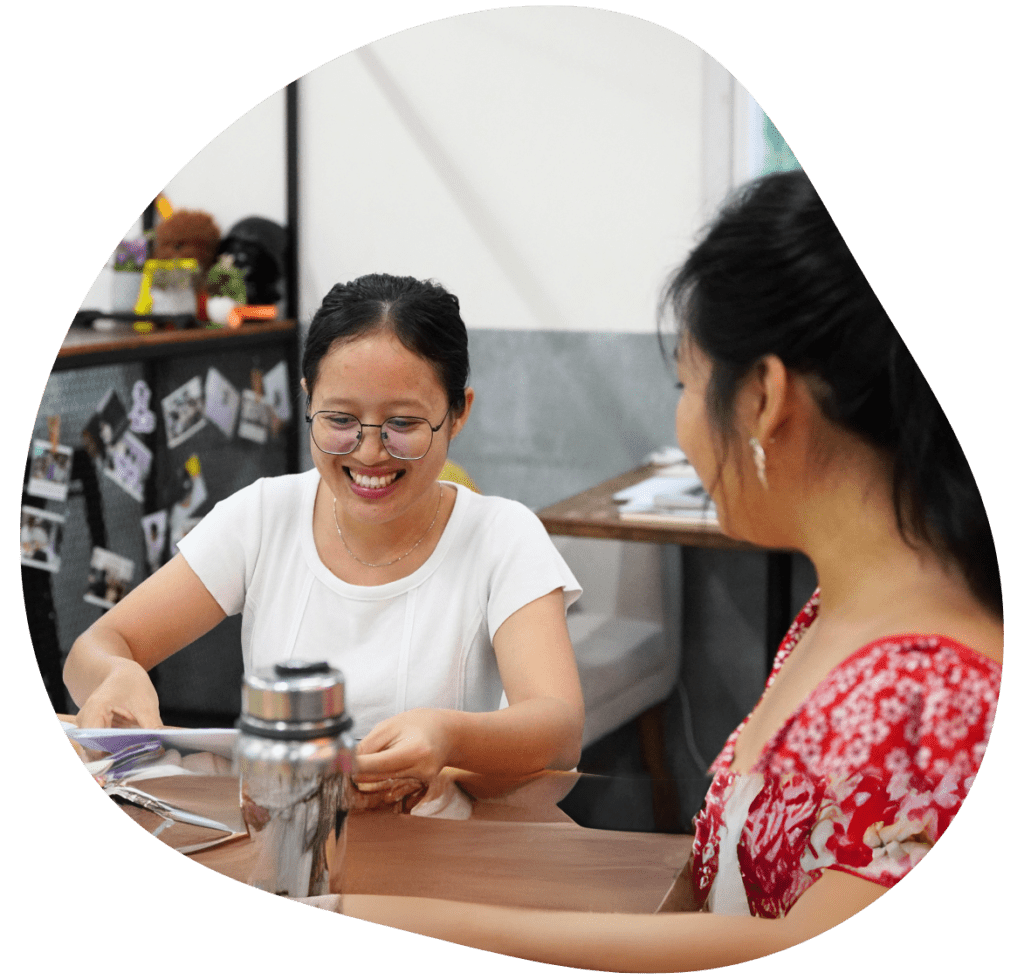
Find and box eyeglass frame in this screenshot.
[304,404,451,461]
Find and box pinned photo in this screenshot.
[27,439,73,501]
[204,367,241,438]
[161,376,207,448]
[261,360,292,423]
[141,511,168,574]
[238,389,273,444]
[20,506,65,572]
[103,431,153,502]
[82,389,129,461]
[170,515,202,556]
[84,547,135,609]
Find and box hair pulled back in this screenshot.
[303,273,470,414]
[662,169,1000,617]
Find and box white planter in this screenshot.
[206,295,238,325]
[110,270,143,313]
[150,286,197,316]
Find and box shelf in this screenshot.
[54,320,298,370]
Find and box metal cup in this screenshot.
[234,660,356,900]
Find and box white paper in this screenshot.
[261,360,292,422]
[67,727,238,759]
[27,439,73,501]
[103,431,153,502]
[162,376,207,448]
[204,367,241,438]
[613,475,709,513]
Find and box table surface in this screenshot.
[536,463,750,550]
[114,766,696,914]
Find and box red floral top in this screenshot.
[690,590,1001,918]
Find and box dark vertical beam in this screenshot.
[285,80,300,323]
[765,552,793,675]
[285,79,301,474]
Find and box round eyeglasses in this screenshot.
[306,409,449,461]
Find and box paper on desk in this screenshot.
[613,475,710,513]
[68,726,237,759]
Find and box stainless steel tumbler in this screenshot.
[234,659,356,900]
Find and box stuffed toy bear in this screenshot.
[153,209,222,277]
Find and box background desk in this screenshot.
[537,463,794,676]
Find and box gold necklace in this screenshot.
[332,485,444,568]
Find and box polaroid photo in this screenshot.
[204,367,241,438]
[161,376,207,448]
[83,547,135,609]
[237,389,272,444]
[82,388,129,460]
[20,506,65,573]
[170,514,202,556]
[103,431,153,502]
[261,360,292,423]
[27,439,74,501]
[141,511,168,574]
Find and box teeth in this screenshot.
[351,471,398,489]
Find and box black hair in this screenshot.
[303,273,470,414]
[661,169,1001,618]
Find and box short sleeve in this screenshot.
[480,499,581,639]
[731,639,1001,917]
[176,478,265,615]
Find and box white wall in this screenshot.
[79,9,751,335]
[79,90,286,315]
[299,7,704,332]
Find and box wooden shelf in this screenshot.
[55,320,298,370]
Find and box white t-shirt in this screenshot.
[177,470,581,738]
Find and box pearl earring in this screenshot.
[749,437,768,490]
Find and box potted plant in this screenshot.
[110,238,148,313]
[205,254,248,326]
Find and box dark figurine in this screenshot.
[216,217,288,305]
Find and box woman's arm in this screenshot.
[354,589,584,782]
[344,869,885,972]
[64,553,227,728]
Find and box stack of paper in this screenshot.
[613,473,717,526]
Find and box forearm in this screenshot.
[343,896,798,972]
[442,697,583,774]
[64,624,145,709]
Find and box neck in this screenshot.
[334,482,444,564]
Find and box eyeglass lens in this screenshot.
[311,413,433,460]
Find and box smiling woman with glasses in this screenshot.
[64,272,585,809]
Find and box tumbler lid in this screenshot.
[241,659,347,726]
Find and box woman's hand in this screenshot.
[354,708,454,787]
[74,658,163,730]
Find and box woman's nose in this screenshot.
[350,425,391,464]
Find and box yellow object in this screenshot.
[185,455,201,478]
[439,461,479,492]
[155,194,174,220]
[134,257,199,315]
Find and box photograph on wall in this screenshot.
[204,367,241,438]
[102,431,153,502]
[27,439,74,501]
[141,510,168,574]
[170,514,202,556]
[81,388,129,461]
[161,376,207,448]
[237,388,273,443]
[83,547,135,609]
[261,360,292,423]
[20,506,65,573]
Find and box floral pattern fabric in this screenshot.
[690,590,1001,918]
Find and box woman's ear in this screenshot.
[300,378,308,396]
[449,388,475,440]
[740,355,790,443]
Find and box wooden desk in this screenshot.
[120,770,695,914]
[537,464,794,674]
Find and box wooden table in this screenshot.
[117,769,695,914]
[537,464,794,674]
